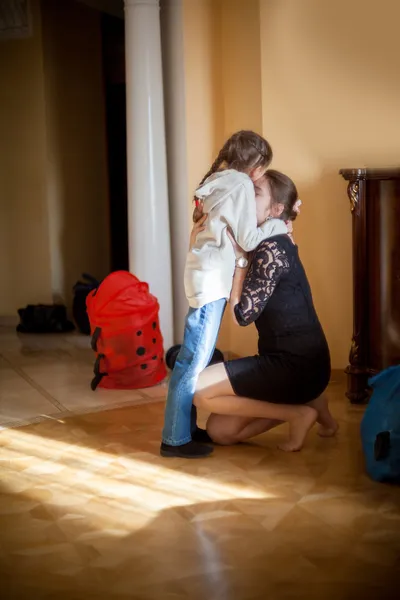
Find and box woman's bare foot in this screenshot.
[308,395,338,439]
[318,420,339,438]
[278,406,317,452]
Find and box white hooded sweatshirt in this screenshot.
[184,169,288,308]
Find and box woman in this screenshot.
[193,170,337,452]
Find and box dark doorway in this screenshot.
[101,14,129,272]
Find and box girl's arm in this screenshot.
[225,183,287,252]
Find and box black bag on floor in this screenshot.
[165,344,224,371]
[17,304,74,334]
[72,274,100,335]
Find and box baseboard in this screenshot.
[330,369,346,384]
[0,316,18,327]
[222,351,241,361]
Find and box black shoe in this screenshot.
[191,427,214,444]
[160,441,213,459]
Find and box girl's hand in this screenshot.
[190,214,207,249]
[286,220,294,243]
[286,198,301,243]
[192,199,204,223]
[226,227,248,261]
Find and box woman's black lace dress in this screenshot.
[224,235,331,404]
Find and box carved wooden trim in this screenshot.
[340,170,369,401]
[349,335,360,364]
[340,167,400,180]
[348,181,359,214]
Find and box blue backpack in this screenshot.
[361,366,400,484]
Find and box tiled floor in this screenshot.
[0,327,167,429]
[1,329,399,599]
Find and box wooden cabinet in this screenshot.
[340,168,400,403]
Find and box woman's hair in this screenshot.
[199,130,273,186]
[264,169,299,221]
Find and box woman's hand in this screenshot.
[189,213,207,249]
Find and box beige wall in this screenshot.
[42,0,110,305]
[259,0,400,368]
[182,0,226,345]
[182,0,223,207]
[182,0,263,354]
[0,0,110,317]
[0,0,52,315]
[218,0,263,357]
[182,0,400,368]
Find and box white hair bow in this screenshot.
[293,199,302,214]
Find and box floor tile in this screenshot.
[0,329,165,427]
[0,370,61,425]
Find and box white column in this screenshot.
[160,0,189,344]
[124,0,173,350]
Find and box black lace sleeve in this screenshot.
[234,240,290,326]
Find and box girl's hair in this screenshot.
[199,130,273,186]
[264,170,299,221]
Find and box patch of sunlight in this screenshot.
[1,429,275,535]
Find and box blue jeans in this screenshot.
[162,298,227,445]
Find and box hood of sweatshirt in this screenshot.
[195,169,252,212]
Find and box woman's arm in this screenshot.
[230,264,249,325]
[234,240,290,326]
[225,228,251,324]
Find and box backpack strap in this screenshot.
[91,327,101,352]
[91,353,108,391]
[374,431,391,461]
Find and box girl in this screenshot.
[161,131,287,458]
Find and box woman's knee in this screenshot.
[206,415,243,446]
[193,391,212,412]
[211,434,236,446]
[206,423,237,446]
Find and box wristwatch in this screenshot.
[235,256,248,269]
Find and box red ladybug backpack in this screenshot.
[86,271,167,390]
